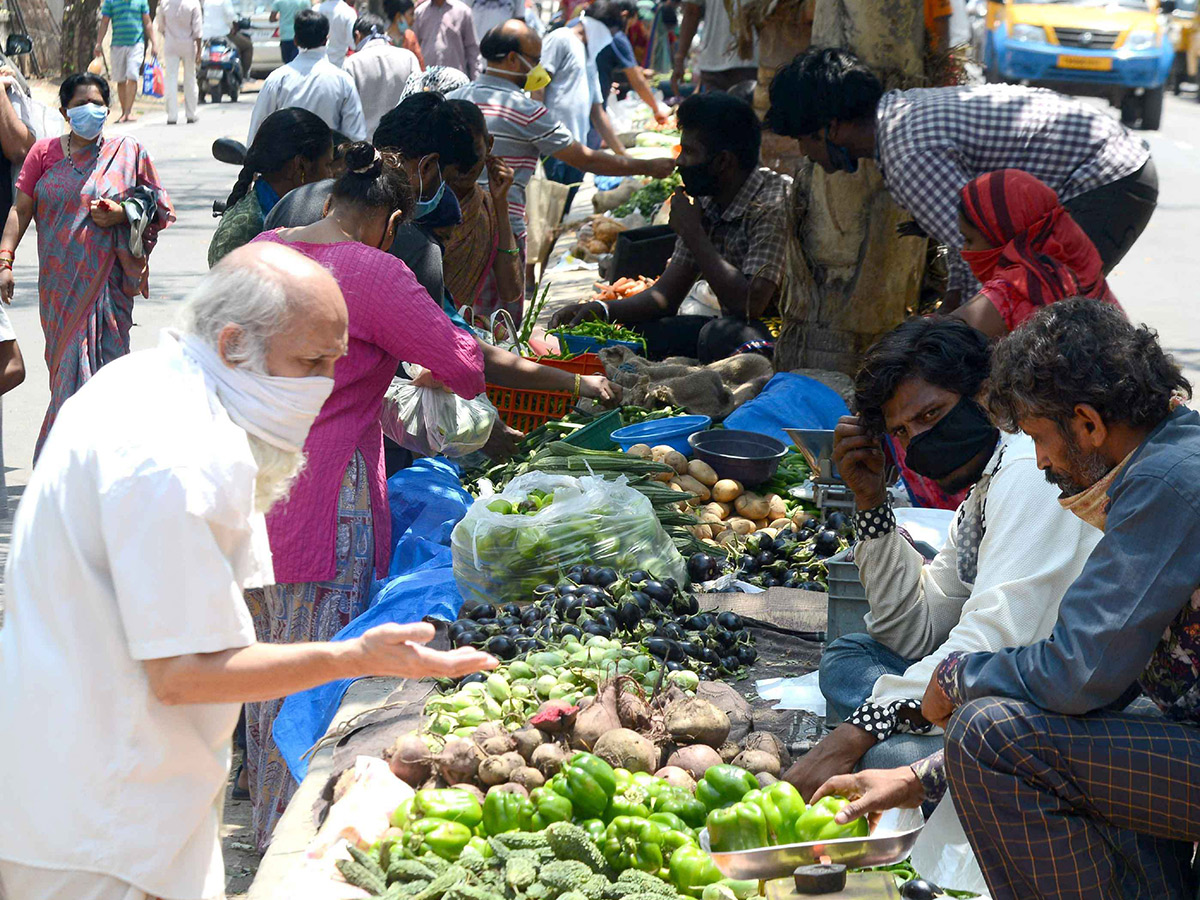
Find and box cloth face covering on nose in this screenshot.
[904,397,1000,481]
[172,329,335,454]
[67,103,107,140]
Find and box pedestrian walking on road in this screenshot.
[271,0,312,63]
[245,142,486,851]
[155,0,203,123]
[414,0,480,80]
[95,0,158,122]
[344,12,420,136]
[209,108,334,266]
[316,0,358,67]
[384,0,425,68]
[248,9,368,142]
[0,73,175,457]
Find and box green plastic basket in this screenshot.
[562,409,624,450]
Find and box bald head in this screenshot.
[481,18,541,78]
[181,242,349,378]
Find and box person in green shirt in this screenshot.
[271,0,312,63]
[96,0,158,122]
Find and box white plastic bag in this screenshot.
[451,471,687,607]
[381,367,497,458]
[678,279,721,317]
[908,794,991,898]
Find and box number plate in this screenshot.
[1057,54,1114,71]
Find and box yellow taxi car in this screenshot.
[982,0,1176,129]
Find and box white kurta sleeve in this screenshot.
[100,468,257,661]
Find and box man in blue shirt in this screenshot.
[815,299,1200,899]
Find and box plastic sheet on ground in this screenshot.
[755,671,826,715]
[273,459,473,782]
[724,372,850,445]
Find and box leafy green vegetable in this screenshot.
[614,173,682,219]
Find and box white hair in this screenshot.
[248,434,307,513]
[178,255,295,374]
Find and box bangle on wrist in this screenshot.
[0,261,12,271]
[594,300,610,321]
[572,373,581,398]
[498,246,520,255]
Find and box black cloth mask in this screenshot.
[678,160,719,197]
[904,398,1000,481]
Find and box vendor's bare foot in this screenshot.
[118,114,137,123]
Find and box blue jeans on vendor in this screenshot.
[543,156,584,222]
[820,632,943,770]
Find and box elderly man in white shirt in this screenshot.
[344,12,419,136]
[0,242,495,900]
[316,0,357,66]
[156,0,203,123]
[248,8,367,142]
[783,316,1103,800]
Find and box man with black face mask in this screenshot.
[549,91,792,363]
[782,316,1101,803]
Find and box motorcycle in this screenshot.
[198,17,251,104]
[211,137,247,217]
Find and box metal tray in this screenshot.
[699,807,925,881]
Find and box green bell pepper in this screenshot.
[390,796,415,828]
[613,767,635,794]
[602,816,665,873]
[696,765,760,812]
[605,792,651,823]
[649,811,695,837]
[630,771,663,798]
[552,752,617,819]
[754,781,807,844]
[526,787,573,829]
[580,818,608,843]
[794,796,869,843]
[706,802,770,852]
[652,787,709,830]
[669,844,725,898]
[482,790,532,836]
[403,817,473,860]
[413,788,484,829]
[464,835,493,858]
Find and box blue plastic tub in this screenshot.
[557,332,645,356]
[610,416,712,456]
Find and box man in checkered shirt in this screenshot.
[550,92,792,362]
[765,48,1157,310]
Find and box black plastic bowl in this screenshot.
[688,429,788,487]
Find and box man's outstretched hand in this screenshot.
[353,622,497,680]
[810,766,926,827]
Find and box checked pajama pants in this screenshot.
[945,697,1200,900]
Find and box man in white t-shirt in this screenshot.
[0,242,495,900]
[671,0,757,93]
[316,0,358,66]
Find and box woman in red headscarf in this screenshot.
[951,169,1119,339]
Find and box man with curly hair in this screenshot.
[813,298,1200,899]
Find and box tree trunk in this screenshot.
[61,0,101,75]
[774,0,928,376]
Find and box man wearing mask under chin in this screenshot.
[549,91,791,363]
[781,316,1102,802]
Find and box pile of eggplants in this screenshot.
[449,564,756,678]
[728,513,853,590]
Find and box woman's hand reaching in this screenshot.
[89,198,128,228]
[579,374,622,406]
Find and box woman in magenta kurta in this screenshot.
[243,143,483,848]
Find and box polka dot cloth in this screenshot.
[854,504,896,541]
[846,698,933,741]
[955,445,1005,588]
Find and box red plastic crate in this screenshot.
[484,354,607,433]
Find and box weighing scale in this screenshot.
[784,429,857,518]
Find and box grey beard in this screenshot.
[1044,442,1113,498]
[247,434,307,513]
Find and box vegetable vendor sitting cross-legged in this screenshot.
[782,316,1101,802]
[812,299,1200,900]
[548,91,792,364]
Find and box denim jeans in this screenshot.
[819,632,944,770]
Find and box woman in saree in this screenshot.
[951,168,1119,339]
[435,98,524,321]
[0,72,174,455]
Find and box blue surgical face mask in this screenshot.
[66,102,107,141]
[413,154,454,222]
[416,179,463,228]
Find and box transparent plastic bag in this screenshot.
[908,794,991,898]
[451,472,687,606]
[381,368,497,458]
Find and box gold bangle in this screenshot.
[573,373,581,398]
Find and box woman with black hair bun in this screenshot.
[241,140,485,850]
[207,107,335,266]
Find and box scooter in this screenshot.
[211,137,247,217]
[198,17,250,104]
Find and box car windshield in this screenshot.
[1022,0,1151,8]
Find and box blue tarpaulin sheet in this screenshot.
[723,372,849,443]
[272,458,473,781]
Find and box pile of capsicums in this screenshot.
[340,751,869,900]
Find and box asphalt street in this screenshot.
[1,88,1197,499]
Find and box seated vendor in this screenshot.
[548,91,791,364]
[782,316,1101,800]
[813,299,1200,899]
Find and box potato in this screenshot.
[594,218,627,242]
[651,445,675,462]
[687,459,719,487]
[584,238,610,255]
[668,478,686,492]
[761,528,778,538]
[734,492,770,521]
[769,517,792,531]
[627,443,653,459]
[675,474,711,504]
[702,537,719,546]
[663,450,689,475]
[712,479,744,503]
[726,516,756,535]
[653,469,675,483]
[767,494,789,521]
[793,509,813,527]
[701,501,732,520]
[691,523,712,539]
[717,529,741,545]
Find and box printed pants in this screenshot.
[945,697,1200,899]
